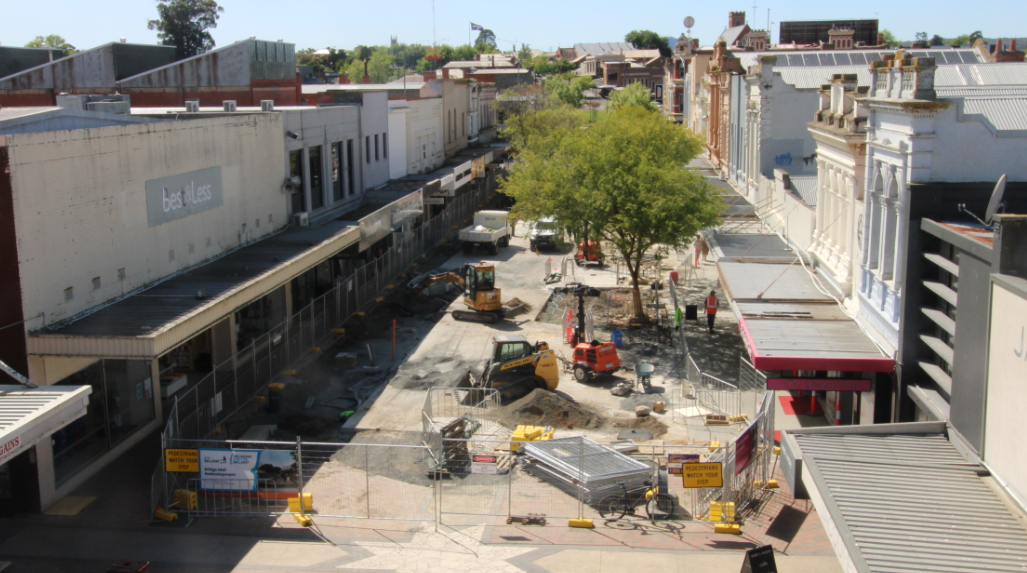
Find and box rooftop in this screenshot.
[31,222,359,358]
[936,221,995,247]
[782,422,1027,573]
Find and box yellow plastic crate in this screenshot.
[288,493,313,512]
[173,489,197,510]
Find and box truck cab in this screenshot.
[529,217,560,251]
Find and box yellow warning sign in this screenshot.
[682,462,723,488]
[164,448,199,472]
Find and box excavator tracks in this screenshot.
[452,310,502,324]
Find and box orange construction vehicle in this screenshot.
[575,240,604,267]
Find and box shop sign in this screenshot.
[471,157,485,179]
[199,448,261,491]
[272,328,283,345]
[424,197,445,206]
[145,166,223,227]
[0,436,21,466]
[740,545,778,573]
[437,173,457,196]
[766,378,871,392]
[165,448,199,472]
[667,453,701,476]
[681,462,723,488]
[390,190,423,227]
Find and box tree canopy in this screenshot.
[625,30,672,58]
[475,29,498,51]
[929,34,945,47]
[147,0,224,60]
[544,75,594,108]
[950,31,983,46]
[500,105,722,317]
[879,29,900,48]
[345,47,395,83]
[25,35,76,54]
[608,82,657,112]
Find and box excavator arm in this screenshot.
[412,272,465,294]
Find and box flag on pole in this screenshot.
[471,22,484,31]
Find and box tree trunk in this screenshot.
[629,261,644,319]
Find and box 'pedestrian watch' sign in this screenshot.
[681,462,723,488]
[165,448,199,472]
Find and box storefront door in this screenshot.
[0,447,40,516]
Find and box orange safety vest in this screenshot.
[706,295,718,315]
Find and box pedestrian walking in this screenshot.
[701,238,710,262]
[693,241,701,268]
[705,290,718,334]
[675,306,683,331]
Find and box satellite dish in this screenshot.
[684,16,695,29]
[985,174,1008,223]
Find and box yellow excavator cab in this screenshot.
[414,263,506,323]
[481,335,559,397]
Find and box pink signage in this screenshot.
[766,378,872,392]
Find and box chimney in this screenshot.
[362,75,371,84]
[1012,39,1018,51]
[877,33,885,46]
[729,11,746,28]
[423,72,435,82]
[442,68,450,79]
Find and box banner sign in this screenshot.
[766,378,872,392]
[199,449,261,491]
[146,166,223,227]
[734,423,759,476]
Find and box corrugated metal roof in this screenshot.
[777,65,872,89]
[938,87,1027,97]
[36,222,358,339]
[573,42,636,56]
[789,175,818,207]
[791,430,1027,573]
[743,317,886,359]
[960,97,1027,132]
[735,301,849,320]
[719,262,831,301]
[935,62,1027,87]
[713,235,797,262]
[721,25,749,47]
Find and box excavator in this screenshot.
[412,262,507,324]
[469,335,560,399]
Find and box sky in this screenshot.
[1,0,1024,54]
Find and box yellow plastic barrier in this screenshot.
[293,513,312,527]
[288,493,313,513]
[568,518,594,528]
[173,489,197,510]
[154,508,178,521]
[715,523,741,534]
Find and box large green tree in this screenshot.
[625,30,672,58]
[608,82,657,112]
[501,106,723,317]
[544,74,594,108]
[879,29,900,48]
[25,35,76,54]
[346,47,395,83]
[147,0,224,60]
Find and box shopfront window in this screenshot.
[291,260,333,311]
[53,359,155,485]
[331,142,343,202]
[236,286,287,351]
[289,150,304,214]
[309,146,324,210]
[346,140,355,197]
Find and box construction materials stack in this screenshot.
[519,437,654,505]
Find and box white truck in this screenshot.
[459,210,512,255]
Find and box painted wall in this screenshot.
[282,106,362,219]
[388,102,409,179]
[985,280,1027,504]
[359,91,391,189]
[404,98,444,175]
[929,105,1027,183]
[442,80,470,158]
[3,113,286,329]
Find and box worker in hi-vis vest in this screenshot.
[705,290,718,334]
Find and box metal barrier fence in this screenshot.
[159,436,436,520]
[436,436,727,523]
[421,386,501,466]
[168,183,495,443]
[152,183,499,514]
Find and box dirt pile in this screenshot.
[498,389,605,430]
[609,416,669,438]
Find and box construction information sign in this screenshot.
[682,462,723,488]
[668,453,701,475]
[164,449,199,472]
[471,455,498,474]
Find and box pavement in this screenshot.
[0,208,842,572]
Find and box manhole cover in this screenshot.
[617,429,654,440]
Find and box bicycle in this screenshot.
[597,478,677,520]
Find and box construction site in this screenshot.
[153,190,782,542]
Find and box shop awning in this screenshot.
[0,385,91,466]
[716,259,895,373]
[781,423,1027,573]
[27,222,359,359]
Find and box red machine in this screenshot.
[575,241,605,266]
[571,340,621,382]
